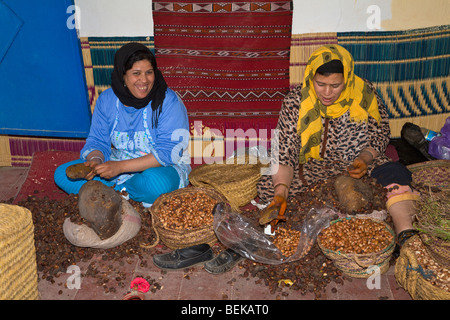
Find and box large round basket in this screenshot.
[395,234,450,300]
[419,233,450,270]
[150,187,228,249]
[0,204,39,300]
[189,157,265,212]
[318,217,395,278]
[407,160,450,192]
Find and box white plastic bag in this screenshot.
[63,199,141,249]
[213,202,338,265]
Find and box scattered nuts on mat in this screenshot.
[2,173,390,299]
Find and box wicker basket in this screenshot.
[407,160,450,192]
[395,234,450,300]
[318,217,395,278]
[0,204,39,300]
[419,233,450,270]
[189,157,265,212]
[149,187,227,249]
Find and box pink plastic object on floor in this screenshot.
[122,277,150,300]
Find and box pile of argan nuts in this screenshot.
[236,174,391,298]
[157,191,219,229]
[273,227,302,257]
[239,198,345,299]
[318,218,394,254]
[4,173,390,299]
[3,193,162,296]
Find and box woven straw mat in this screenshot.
[0,204,39,300]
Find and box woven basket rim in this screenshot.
[0,204,33,238]
[149,187,225,249]
[188,163,262,210]
[318,216,396,258]
[189,162,262,181]
[407,160,450,172]
[150,187,227,231]
[408,160,450,191]
[395,234,450,299]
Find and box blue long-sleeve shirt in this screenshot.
[81,87,191,185]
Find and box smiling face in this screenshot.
[123,59,155,99]
[312,72,345,106]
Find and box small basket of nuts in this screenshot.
[150,187,227,249]
[318,216,395,278]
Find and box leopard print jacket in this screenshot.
[257,80,391,203]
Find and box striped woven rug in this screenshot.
[5,136,85,167]
[289,25,450,138]
[152,0,293,135]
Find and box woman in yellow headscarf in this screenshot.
[256,44,420,253]
[297,44,381,164]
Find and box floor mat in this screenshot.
[14,150,79,204]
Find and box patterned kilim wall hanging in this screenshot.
[152,0,293,157]
[289,25,450,138]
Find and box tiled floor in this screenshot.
[0,166,413,301]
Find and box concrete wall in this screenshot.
[74,0,450,37]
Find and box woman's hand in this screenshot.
[347,158,368,179]
[267,182,289,230]
[348,148,376,179]
[84,160,100,180]
[93,161,124,180]
[267,195,287,232]
[268,165,292,221]
[84,151,105,180]
[268,195,287,217]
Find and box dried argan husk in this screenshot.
[334,175,374,212]
[78,180,123,239]
[66,163,93,180]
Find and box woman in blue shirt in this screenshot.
[54,42,191,207]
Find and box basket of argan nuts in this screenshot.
[317,217,395,278]
[149,187,228,249]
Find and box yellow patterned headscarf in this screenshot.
[296,44,381,164]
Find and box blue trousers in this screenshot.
[54,159,181,206]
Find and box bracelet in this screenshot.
[88,156,103,163]
[359,150,374,159]
[274,183,289,191]
[358,150,374,163]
